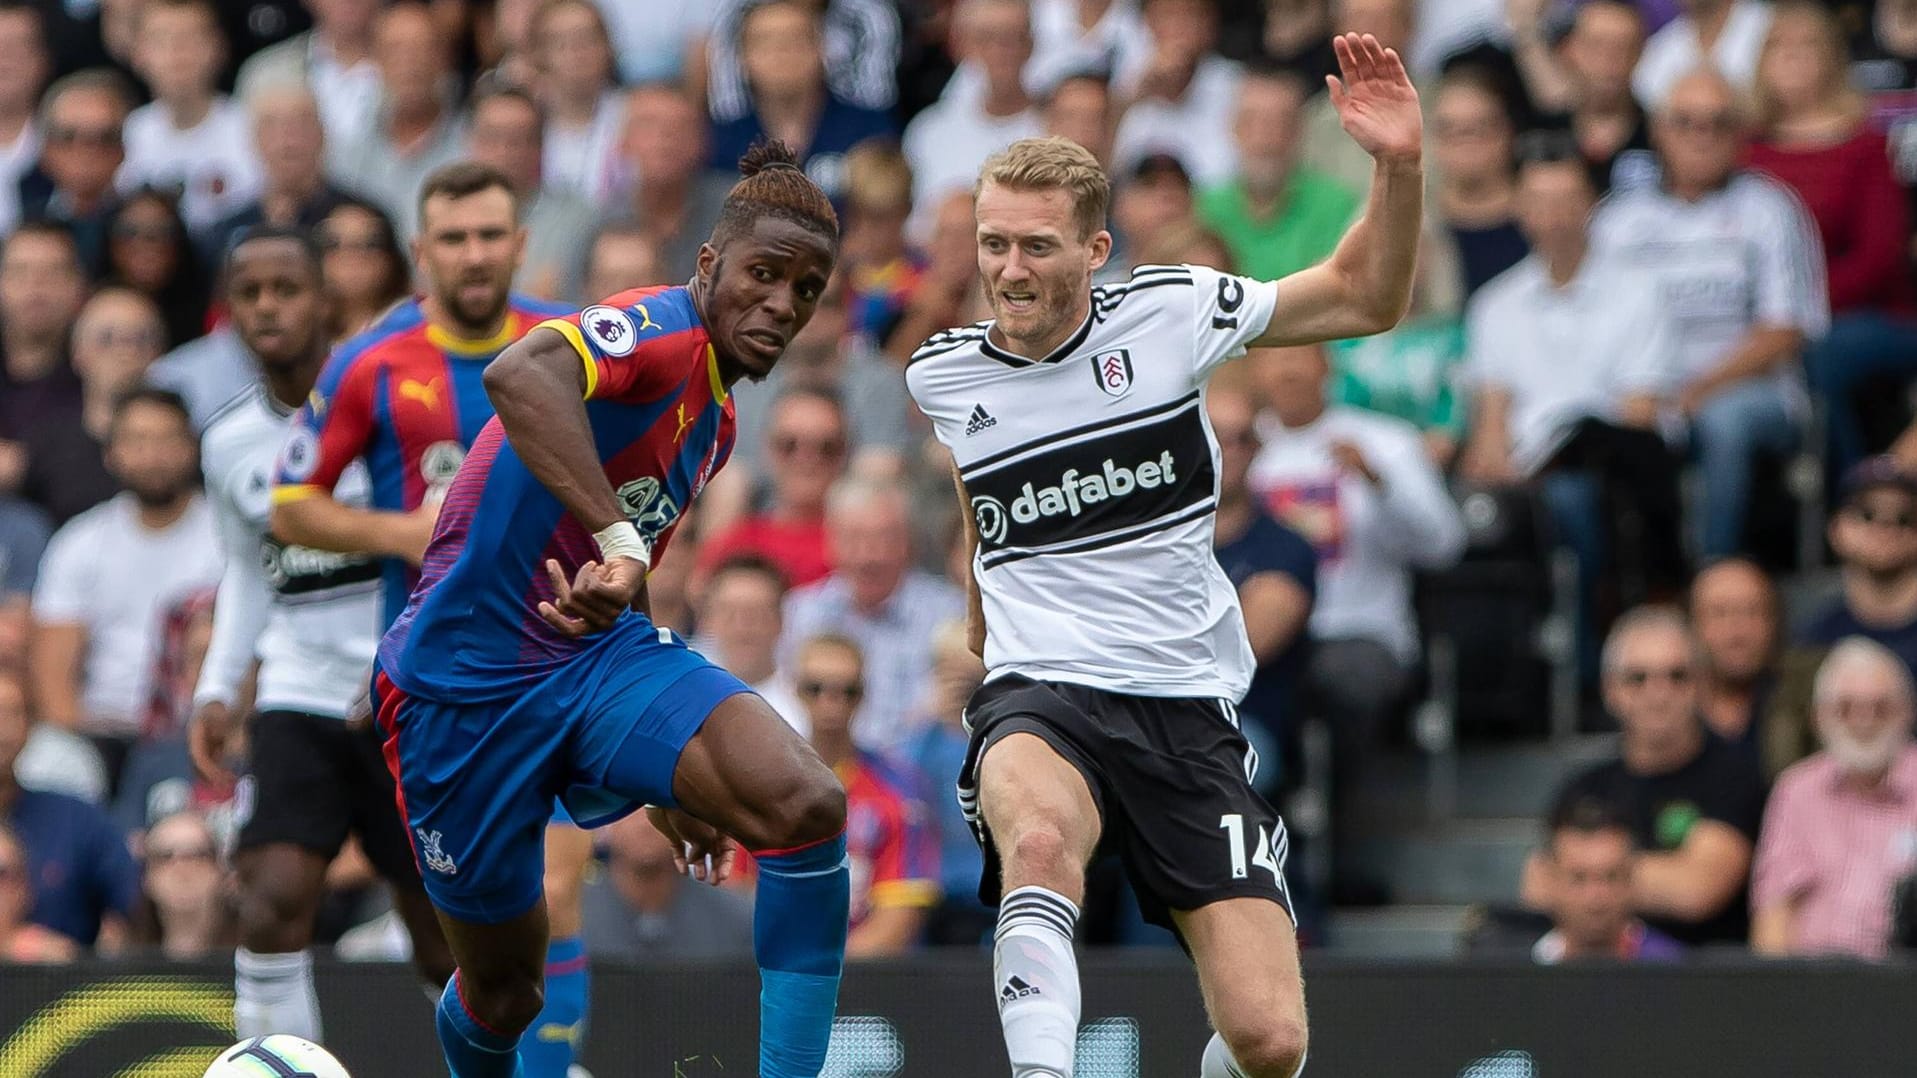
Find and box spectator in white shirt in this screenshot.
[1591,68,1828,558]
[119,0,262,238]
[530,0,626,209]
[703,0,901,122]
[28,389,222,793]
[1112,0,1243,187]
[0,4,49,238]
[697,554,807,736]
[236,0,382,150]
[903,0,1045,244]
[1633,0,1774,109]
[1249,341,1466,877]
[782,477,965,753]
[465,79,596,303]
[597,0,710,86]
[1462,133,1684,672]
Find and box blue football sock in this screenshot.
[520,936,587,1077]
[754,832,850,1078]
[436,973,525,1078]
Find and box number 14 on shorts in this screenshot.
[1219,813,1283,884]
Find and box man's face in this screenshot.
[533,0,614,99]
[1251,344,1330,421]
[694,217,834,381]
[0,11,49,114]
[1601,624,1700,748]
[1653,74,1743,193]
[468,98,543,194]
[1515,161,1596,255]
[1143,0,1216,64]
[42,88,126,201]
[700,568,783,668]
[1111,170,1192,253]
[623,89,706,189]
[1044,79,1113,163]
[227,239,326,368]
[741,3,824,100]
[1549,828,1636,950]
[766,394,846,511]
[585,235,662,303]
[1234,77,1305,190]
[1564,3,1644,107]
[1831,488,1917,575]
[977,182,1109,347]
[0,232,86,344]
[1207,391,1260,498]
[375,6,447,110]
[134,3,221,103]
[106,401,198,507]
[1433,82,1512,184]
[1815,659,1914,776]
[414,187,524,332]
[961,1,1033,91]
[798,643,864,743]
[253,92,325,193]
[71,292,164,396]
[1690,563,1775,684]
[828,494,912,610]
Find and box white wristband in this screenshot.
[593,520,652,568]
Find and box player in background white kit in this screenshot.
[188,227,455,1042]
[906,35,1423,1078]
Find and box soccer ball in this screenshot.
[203,1035,351,1077]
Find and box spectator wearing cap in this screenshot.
[1531,796,1684,963]
[0,659,139,949]
[19,69,133,276]
[1523,607,1767,948]
[1633,0,1773,110]
[703,0,900,123]
[579,810,755,962]
[1042,71,1115,168]
[205,84,352,269]
[235,0,381,150]
[1109,152,1194,276]
[903,0,1043,245]
[0,3,52,238]
[608,84,733,281]
[1591,67,1828,560]
[1111,0,1241,188]
[1753,638,1917,959]
[1690,558,1781,762]
[1197,65,1357,283]
[1459,136,1683,676]
[783,478,965,753]
[706,0,895,206]
[465,79,596,304]
[1748,3,1917,483]
[326,2,466,241]
[1797,458,1917,686]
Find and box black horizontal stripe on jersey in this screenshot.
[264,536,384,597]
[979,497,1218,569]
[1093,274,1195,312]
[910,332,988,363]
[960,390,1202,479]
[964,401,1215,561]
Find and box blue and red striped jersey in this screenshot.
[378,286,739,700]
[271,294,573,622]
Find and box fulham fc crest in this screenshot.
[1092,349,1134,398]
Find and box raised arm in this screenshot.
[1250,33,1423,349]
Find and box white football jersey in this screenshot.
[195,385,382,719]
[907,263,1279,701]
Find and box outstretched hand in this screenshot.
[536,555,647,637]
[1327,32,1423,165]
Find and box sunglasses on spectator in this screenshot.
[47,125,121,148]
[147,844,216,865]
[1847,504,1917,530]
[773,434,846,459]
[799,679,863,702]
[1616,665,1691,687]
[318,232,387,254]
[1665,111,1738,135]
[112,221,178,243]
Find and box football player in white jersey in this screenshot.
[906,34,1423,1078]
[189,228,455,1045]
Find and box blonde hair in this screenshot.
[1754,1,1866,133]
[843,143,915,218]
[977,136,1110,240]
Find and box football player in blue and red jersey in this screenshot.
[266,163,594,1076]
[374,141,850,1078]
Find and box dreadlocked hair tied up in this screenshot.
[713,138,841,249]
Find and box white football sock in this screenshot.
[1201,1031,1308,1078]
[234,947,321,1041]
[994,886,1082,1078]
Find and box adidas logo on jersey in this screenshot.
[972,452,1180,544]
[1000,976,1040,1002]
[965,404,997,436]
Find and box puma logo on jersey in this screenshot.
[398,378,443,411]
[673,403,697,443]
[971,451,1179,544]
[964,404,997,436]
